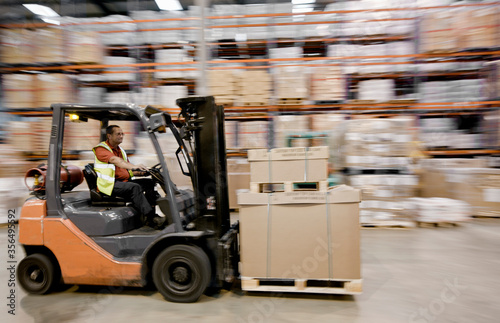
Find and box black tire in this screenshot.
[17,254,60,295]
[152,244,211,303]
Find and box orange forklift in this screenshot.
[17,96,239,303]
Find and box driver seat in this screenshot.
[83,163,126,206]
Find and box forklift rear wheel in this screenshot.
[153,244,211,303]
[18,254,60,295]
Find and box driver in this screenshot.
[93,125,162,228]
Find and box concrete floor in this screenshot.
[1,218,499,323]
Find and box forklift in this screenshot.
[17,96,239,303]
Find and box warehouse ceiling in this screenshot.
[0,0,334,24]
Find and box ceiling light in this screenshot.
[155,0,183,11]
[23,4,60,17]
[293,4,315,14]
[292,0,316,5]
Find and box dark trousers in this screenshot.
[112,178,156,219]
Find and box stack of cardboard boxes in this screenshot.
[235,70,272,106]
[238,121,269,149]
[2,74,74,110]
[419,159,500,218]
[458,7,499,50]
[34,28,65,63]
[208,70,237,106]
[66,31,104,64]
[273,115,311,148]
[63,119,102,154]
[405,198,472,224]
[343,117,416,169]
[310,66,345,103]
[2,75,37,109]
[157,85,188,116]
[342,117,419,227]
[349,174,419,227]
[419,10,460,53]
[0,29,34,64]
[238,147,362,294]
[37,74,75,109]
[1,28,103,65]
[274,66,308,104]
[420,7,500,53]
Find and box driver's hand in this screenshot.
[134,164,149,171]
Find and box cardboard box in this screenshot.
[248,147,328,183]
[67,31,104,64]
[444,168,500,216]
[0,29,35,64]
[238,185,361,280]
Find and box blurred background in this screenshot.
[0,0,499,226]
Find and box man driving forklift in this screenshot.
[93,124,163,228]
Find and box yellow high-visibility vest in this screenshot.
[92,142,133,196]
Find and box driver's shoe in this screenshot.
[146,214,165,230]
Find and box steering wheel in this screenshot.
[148,163,166,193]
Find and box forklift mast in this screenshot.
[175,96,230,239]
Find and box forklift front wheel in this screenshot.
[17,254,60,295]
[152,244,211,303]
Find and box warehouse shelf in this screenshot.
[425,149,500,156]
[2,50,500,74]
[2,1,500,157]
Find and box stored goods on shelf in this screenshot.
[208,70,237,105]
[420,9,460,53]
[405,198,472,223]
[0,29,34,64]
[155,49,192,79]
[273,66,308,101]
[37,74,75,109]
[78,88,106,105]
[310,66,345,102]
[2,74,37,109]
[480,110,500,148]
[342,116,416,168]
[458,7,499,50]
[103,56,136,82]
[67,31,104,64]
[33,118,52,154]
[7,121,35,153]
[63,118,101,153]
[238,121,268,150]
[34,28,65,64]
[224,121,238,150]
[357,79,395,102]
[485,61,500,101]
[349,174,418,227]
[234,70,272,106]
[131,10,186,44]
[273,115,311,148]
[157,85,188,116]
[426,167,500,217]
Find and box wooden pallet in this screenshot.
[473,211,500,218]
[240,101,269,107]
[241,277,362,295]
[250,181,328,193]
[417,221,461,228]
[215,101,234,108]
[361,220,416,229]
[313,100,343,105]
[276,98,304,105]
[347,100,377,105]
